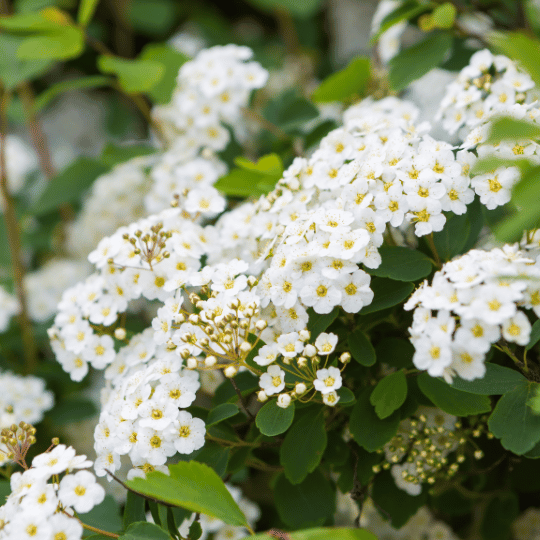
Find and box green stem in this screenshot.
[426,233,442,268]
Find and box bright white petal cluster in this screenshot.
[0,287,19,332]
[405,245,540,382]
[0,445,103,540]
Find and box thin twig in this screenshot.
[62,509,119,538]
[229,377,255,420]
[0,87,37,373]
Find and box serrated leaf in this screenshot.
[256,399,295,436]
[450,363,527,395]
[418,373,491,416]
[359,278,414,315]
[98,55,165,94]
[120,522,170,540]
[206,403,239,426]
[370,369,408,419]
[350,388,400,451]
[312,56,370,103]
[126,461,248,527]
[368,246,432,281]
[389,32,452,91]
[348,329,376,366]
[280,408,327,484]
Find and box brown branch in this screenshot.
[0,87,37,373]
[229,377,255,420]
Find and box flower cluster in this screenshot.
[0,439,105,540]
[513,507,540,540]
[178,484,260,540]
[377,407,488,496]
[436,48,537,135]
[0,287,18,332]
[405,245,540,382]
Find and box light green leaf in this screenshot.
[450,363,526,395]
[256,399,295,436]
[100,142,156,167]
[312,56,370,103]
[350,388,400,451]
[119,522,169,540]
[77,0,100,26]
[280,408,327,484]
[431,2,457,29]
[250,529,377,540]
[487,116,540,144]
[33,157,109,215]
[34,75,111,112]
[274,470,335,529]
[245,0,323,18]
[348,329,376,367]
[97,55,165,94]
[389,32,452,91]
[527,320,540,350]
[0,9,67,32]
[418,373,491,416]
[126,461,248,527]
[488,381,540,454]
[471,155,533,176]
[368,246,433,281]
[206,403,239,426]
[359,278,414,315]
[17,26,84,60]
[370,369,408,419]
[214,169,278,198]
[235,153,283,176]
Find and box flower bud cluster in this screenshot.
[0,422,36,469]
[0,441,105,540]
[405,245,540,383]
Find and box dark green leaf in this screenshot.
[375,338,414,369]
[256,399,295,436]
[280,408,327,484]
[120,522,170,540]
[312,56,370,103]
[389,32,452,91]
[481,493,519,540]
[307,307,340,336]
[370,369,408,419]
[81,495,122,537]
[432,213,470,261]
[192,442,230,477]
[250,529,376,540]
[245,0,323,18]
[100,143,156,167]
[188,519,203,540]
[348,329,376,367]
[527,320,540,350]
[33,158,109,215]
[450,363,526,395]
[349,389,400,451]
[127,0,178,36]
[417,373,491,416]
[126,461,248,527]
[98,55,165,94]
[123,492,146,530]
[337,387,356,405]
[274,469,335,529]
[49,397,97,424]
[264,89,318,133]
[359,278,414,315]
[206,403,239,426]
[368,246,432,281]
[371,471,427,528]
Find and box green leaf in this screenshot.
[371,1,434,43]
[280,408,327,484]
[193,442,230,477]
[214,168,279,198]
[81,495,122,537]
[312,56,370,103]
[78,0,100,26]
[0,34,54,90]
[100,143,156,167]
[417,373,491,416]
[34,75,111,112]
[367,246,432,281]
[337,387,356,405]
[97,55,165,94]
[431,2,457,29]
[371,471,427,528]
[49,397,97,424]
[389,32,452,91]
[126,461,248,527]
[235,153,283,176]
[375,338,414,369]
[127,0,179,36]
[450,363,527,395]
[481,493,519,540]
[487,116,540,144]
[0,9,68,32]
[123,492,146,530]
[119,522,170,540]
[489,31,540,88]
[245,0,323,18]
[494,202,540,243]
[347,329,376,367]
[17,26,85,60]
[307,306,340,336]
[370,370,408,419]
[206,403,239,426]
[264,89,318,133]
[359,278,414,315]
[350,388,400,451]
[256,399,295,436]
[274,470,335,529]
[140,43,189,104]
[527,320,540,350]
[187,520,203,540]
[32,157,109,215]
[250,529,377,540]
[432,213,470,261]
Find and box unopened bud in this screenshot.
[224,365,238,378]
[187,358,198,369]
[188,314,200,324]
[114,328,127,340]
[340,352,351,363]
[255,320,267,331]
[277,394,292,408]
[303,344,316,358]
[257,391,268,402]
[299,330,310,341]
[247,276,258,287]
[205,356,217,367]
[239,341,252,353]
[295,383,307,395]
[52,437,60,446]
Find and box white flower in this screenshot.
[314,366,342,395]
[49,513,84,540]
[323,391,340,407]
[58,470,105,513]
[32,445,78,478]
[276,332,303,358]
[173,411,206,454]
[300,275,342,314]
[253,343,280,366]
[259,365,286,396]
[502,311,532,346]
[314,333,338,355]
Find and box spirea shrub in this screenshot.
[3,1,540,539]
